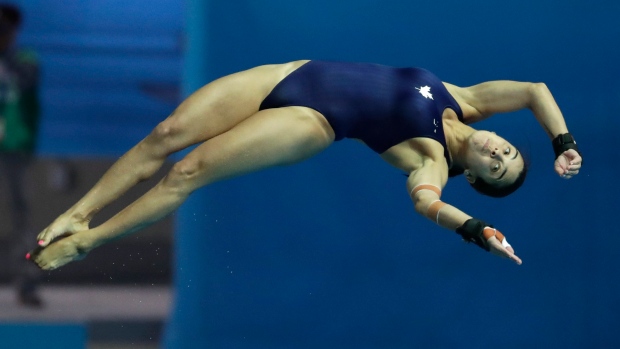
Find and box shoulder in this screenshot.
[380,138,449,175]
[442,82,484,123]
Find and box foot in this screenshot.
[29,233,90,270]
[37,212,90,247]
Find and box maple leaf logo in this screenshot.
[415,86,433,100]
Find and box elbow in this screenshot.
[529,82,550,97]
[531,81,548,90]
[413,197,427,216]
[527,82,551,108]
[413,197,435,218]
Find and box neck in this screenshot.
[443,118,475,169]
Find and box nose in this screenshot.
[490,147,500,158]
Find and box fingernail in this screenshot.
[38,240,45,246]
[25,253,31,260]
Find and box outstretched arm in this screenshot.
[445,81,582,178]
[407,164,522,265]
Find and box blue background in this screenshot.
[14,0,620,348]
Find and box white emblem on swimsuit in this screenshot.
[415,86,433,100]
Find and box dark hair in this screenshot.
[0,4,21,28]
[469,161,528,198]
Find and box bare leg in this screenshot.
[37,60,309,246]
[32,106,335,269]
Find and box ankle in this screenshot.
[65,209,94,224]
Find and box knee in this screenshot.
[152,117,181,143]
[143,116,184,155]
[163,157,207,193]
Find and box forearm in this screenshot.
[460,81,572,138]
[528,83,569,139]
[409,185,521,263]
[415,198,470,231]
[432,203,471,230]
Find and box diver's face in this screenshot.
[465,131,524,186]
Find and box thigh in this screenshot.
[178,106,335,189]
[158,60,310,149]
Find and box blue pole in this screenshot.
[162,0,214,347]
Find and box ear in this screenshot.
[464,169,476,184]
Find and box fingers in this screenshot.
[563,149,582,162]
[506,247,523,265]
[487,236,522,265]
[559,152,582,179]
[554,156,569,176]
[561,168,580,179]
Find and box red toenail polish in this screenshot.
[26,253,31,260]
[38,240,45,245]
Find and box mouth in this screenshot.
[482,138,490,152]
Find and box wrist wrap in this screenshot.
[552,133,580,159]
[456,218,492,251]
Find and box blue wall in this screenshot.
[165,0,620,348]
[16,0,183,156]
[11,0,618,348]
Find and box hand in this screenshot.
[37,213,90,247]
[554,149,582,179]
[486,235,522,265]
[27,233,90,270]
[482,227,522,265]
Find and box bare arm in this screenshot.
[406,162,522,264]
[405,162,464,229]
[446,81,582,178]
[446,81,568,139]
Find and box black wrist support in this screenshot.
[552,133,580,159]
[456,218,491,252]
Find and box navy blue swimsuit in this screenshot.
[259,61,464,165]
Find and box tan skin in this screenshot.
[29,60,582,270]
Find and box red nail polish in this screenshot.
[26,253,31,260]
[38,240,45,246]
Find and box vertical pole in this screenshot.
[163,0,213,347]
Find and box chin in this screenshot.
[468,130,492,151]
